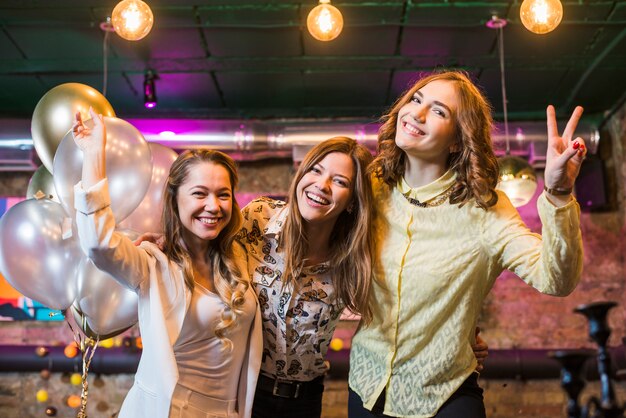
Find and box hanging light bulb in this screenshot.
[111,0,154,41]
[520,0,563,34]
[307,0,344,42]
[497,156,538,207]
[487,16,538,207]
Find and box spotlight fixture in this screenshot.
[307,0,344,42]
[488,16,538,207]
[111,0,154,41]
[520,0,563,34]
[143,70,158,109]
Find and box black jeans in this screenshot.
[348,373,486,418]
[251,379,325,418]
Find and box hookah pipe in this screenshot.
[551,301,626,418]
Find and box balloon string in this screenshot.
[77,337,99,418]
[64,311,99,418]
[103,29,110,96]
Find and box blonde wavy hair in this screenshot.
[162,149,247,349]
[281,137,375,324]
[371,70,500,209]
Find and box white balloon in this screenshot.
[119,143,178,233]
[52,116,153,222]
[0,199,80,310]
[74,229,139,336]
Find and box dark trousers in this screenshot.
[348,373,486,418]
[251,379,325,418]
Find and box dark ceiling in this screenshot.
[1,0,625,124]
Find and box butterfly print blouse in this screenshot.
[237,197,344,382]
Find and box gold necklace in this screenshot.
[402,187,453,208]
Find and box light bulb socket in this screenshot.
[100,17,115,32]
[486,15,507,29]
[144,69,158,109]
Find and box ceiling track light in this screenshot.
[144,70,158,109]
[307,0,344,42]
[488,16,538,207]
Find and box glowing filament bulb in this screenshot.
[123,4,142,31]
[307,0,344,42]
[111,0,154,41]
[317,9,333,33]
[520,0,563,34]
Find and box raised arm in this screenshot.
[73,109,105,186]
[483,106,585,296]
[543,105,587,207]
[72,109,149,291]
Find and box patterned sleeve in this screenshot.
[237,197,287,249]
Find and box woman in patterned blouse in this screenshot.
[238,137,376,418]
[348,71,585,417]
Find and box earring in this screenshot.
[346,203,355,214]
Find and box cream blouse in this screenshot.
[349,171,583,417]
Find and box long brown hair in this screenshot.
[161,149,246,348]
[371,70,499,209]
[280,137,375,324]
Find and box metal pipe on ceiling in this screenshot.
[0,118,597,170]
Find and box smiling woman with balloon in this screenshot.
[71,108,262,418]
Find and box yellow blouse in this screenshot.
[349,171,583,417]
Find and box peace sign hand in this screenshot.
[71,107,106,154]
[543,105,586,194]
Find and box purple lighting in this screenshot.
[143,69,158,109]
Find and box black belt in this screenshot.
[256,374,325,399]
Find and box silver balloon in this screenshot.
[119,143,178,234]
[52,116,153,222]
[27,165,60,202]
[73,229,139,337]
[0,199,80,310]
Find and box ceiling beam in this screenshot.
[3,55,621,75]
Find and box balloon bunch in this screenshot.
[0,82,178,340]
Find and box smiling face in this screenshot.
[395,79,460,163]
[295,151,355,229]
[176,161,233,250]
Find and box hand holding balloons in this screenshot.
[53,115,153,222]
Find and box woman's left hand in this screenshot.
[472,326,488,372]
[543,105,586,193]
